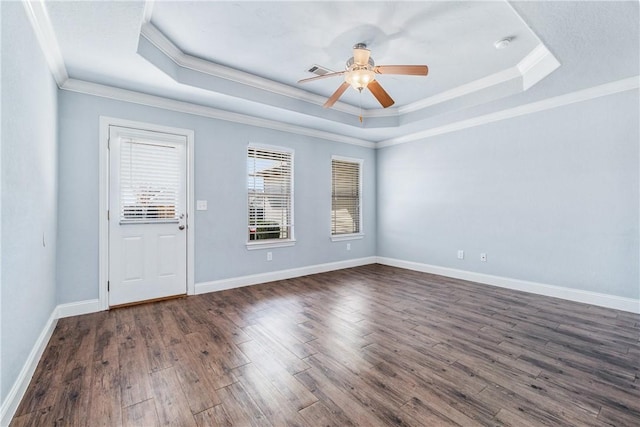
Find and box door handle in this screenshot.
[178,225,185,230]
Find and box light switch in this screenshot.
[196,200,208,211]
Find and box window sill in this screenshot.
[330,233,364,242]
[246,239,297,250]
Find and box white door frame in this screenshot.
[99,116,195,310]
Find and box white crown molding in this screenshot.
[195,256,377,294]
[140,23,363,117]
[0,310,58,426]
[141,23,559,120]
[518,44,561,90]
[377,257,640,314]
[393,43,559,116]
[59,75,638,151]
[397,67,521,115]
[141,0,154,24]
[21,0,68,87]
[22,0,561,136]
[61,79,375,148]
[377,76,640,148]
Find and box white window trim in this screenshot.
[246,239,297,250]
[330,233,364,242]
[330,155,364,239]
[246,143,295,250]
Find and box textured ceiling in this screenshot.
[43,1,639,143]
[150,1,539,108]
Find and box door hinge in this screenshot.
[107,280,110,291]
[107,137,110,149]
[107,210,110,220]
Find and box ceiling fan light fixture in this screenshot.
[345,68,375,91]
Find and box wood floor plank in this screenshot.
[150,299,188,347]
[169,339,222,415]
[233,363,312,426]
[183,331,237,389]
[298,400,357,427]
[295,368,395,427]
[116,307,154,408]
[237,338,318,411]
[11,264,640,426]
[87,311,121,426]
[134,304,175,373]
[193,404,231,427]
[400,396,484,427]
[150,367,198,426]
[244,324,311,375]
[215,381,273,427]
[122,398,160,427]
[50,315,96,425]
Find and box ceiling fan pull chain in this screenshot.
[359,90,364,124]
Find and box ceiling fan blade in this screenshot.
[367,80,395,108]
[298,71,345,84]
[324,82,350,108]
[374,65,429,76]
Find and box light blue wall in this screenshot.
[1,2,59,401]
[377,90,640,299]
[56,91,376,303]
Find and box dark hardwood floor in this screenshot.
[11,264,640,426]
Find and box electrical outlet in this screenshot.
[267,252,273,261]
[480,253,487,262]
[457,250,464,259]
[347,243,351,251]
[196,200,208,210]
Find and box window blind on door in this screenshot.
[120,139,182,222]
[247,146,293,241]
[332,159,361,235]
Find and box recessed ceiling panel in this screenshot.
[150,1,541,109]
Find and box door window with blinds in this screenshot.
[247,145,294,243]
[331,157,363,236]
[119,138,185,223]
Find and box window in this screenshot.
[331,156,362,238]
[120,138,184,223]
[247,145,294,247]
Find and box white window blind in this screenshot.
[332,159,361,235]
[247,146,293,241]
[120,139,182,223]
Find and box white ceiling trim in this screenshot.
[60,79,375,148]
[25,0,630,152]
[377,76,640,148]
[59,75,638,151]
[397,67,521,115]
[141,0,154,25]
[21,0,68,87]
[142,23,559,120]
[518,44,561,90]
[397,44,559,116]
[140,23,365,117]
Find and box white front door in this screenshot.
[108,125,187,306]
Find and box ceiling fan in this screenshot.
[298,43,428,109]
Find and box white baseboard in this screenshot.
[55,299,102,319]
[195,256,377,294]
[376,257,640,314]
[0,310,58,427]
[0,298,101,425]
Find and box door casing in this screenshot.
[99,116,195,310]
